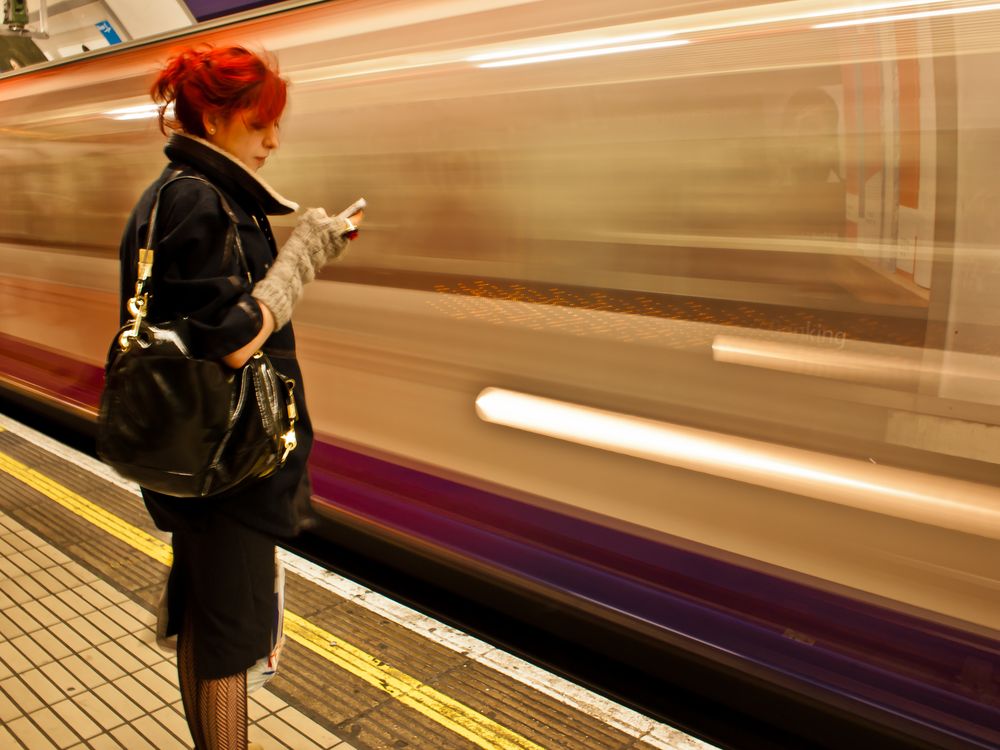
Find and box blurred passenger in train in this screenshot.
[779,87,845,238]
[116,45,364,750]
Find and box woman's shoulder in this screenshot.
[148,169,244,237]
[158,169,226,212]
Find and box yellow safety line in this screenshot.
[0,450,172,566]
[285,613,545,749]
[0,446,546,750]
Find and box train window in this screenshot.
[318,46,944,354]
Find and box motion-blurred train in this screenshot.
[1,1,998,747]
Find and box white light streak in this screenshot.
[104,103,171,120]
[111,111,160,120]
[469,0,956,72]
[477,39,690,69]
[711,335,919,387]
[813,1,1000,27]
[642,0,956,36]
[104,103,159,116]
[475,387,1000,539]
[291,60,445,83]
[468,30,676,62]
[721,0,956,25]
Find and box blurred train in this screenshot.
[1,0,999,747]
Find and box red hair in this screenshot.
[151,45,287,136]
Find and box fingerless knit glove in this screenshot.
[251,207,352,329]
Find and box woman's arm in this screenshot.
[156,182,267,362]
[221,300,275,369]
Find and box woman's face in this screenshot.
[204,109,280,172]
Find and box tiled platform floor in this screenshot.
[0,508,354,750]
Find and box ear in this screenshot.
[202,113,218,137]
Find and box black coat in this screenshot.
[117,133,314,538]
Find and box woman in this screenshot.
[117,45,361,749]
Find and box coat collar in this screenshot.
[164,133,299,216]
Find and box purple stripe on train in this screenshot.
[308,443,1000,748]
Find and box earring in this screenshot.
[208,127,216,135]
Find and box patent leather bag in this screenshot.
[97,174,298,498]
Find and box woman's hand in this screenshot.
[249,206,356,331]
[344,209,363,239]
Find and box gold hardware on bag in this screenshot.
[119,247,156,351]
[280,429,297,463]
[120,292,148,349]
[280,379,298,462]
[137,248,155,281]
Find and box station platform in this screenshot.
[0,413,713,750]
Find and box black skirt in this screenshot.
[164,513,276,679]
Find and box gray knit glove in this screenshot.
[251,207,352,328]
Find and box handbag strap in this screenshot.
[119,171,253,350]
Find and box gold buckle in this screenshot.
[119,294,148,350]
[280,429,297,462]
[280,377,297,462]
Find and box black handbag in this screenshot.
[97,174,298,498]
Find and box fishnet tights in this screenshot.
[178,611,249,750]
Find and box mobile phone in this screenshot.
[337,198,366,219]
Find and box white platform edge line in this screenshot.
[0,412,719,750]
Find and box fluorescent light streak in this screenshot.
[468,30,676,62]
[104,103,171,120]
[724,0,955,24]
[814,2,1000,27]
[469,0,954,71]
[643,0,955,36]
[711,335,920,387]
[292,60,445,83]
[712,334,1000,396]
[111,111,159,120]
[475,387,1000,539]
[478,39,690,69]
[104,104,158,116]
